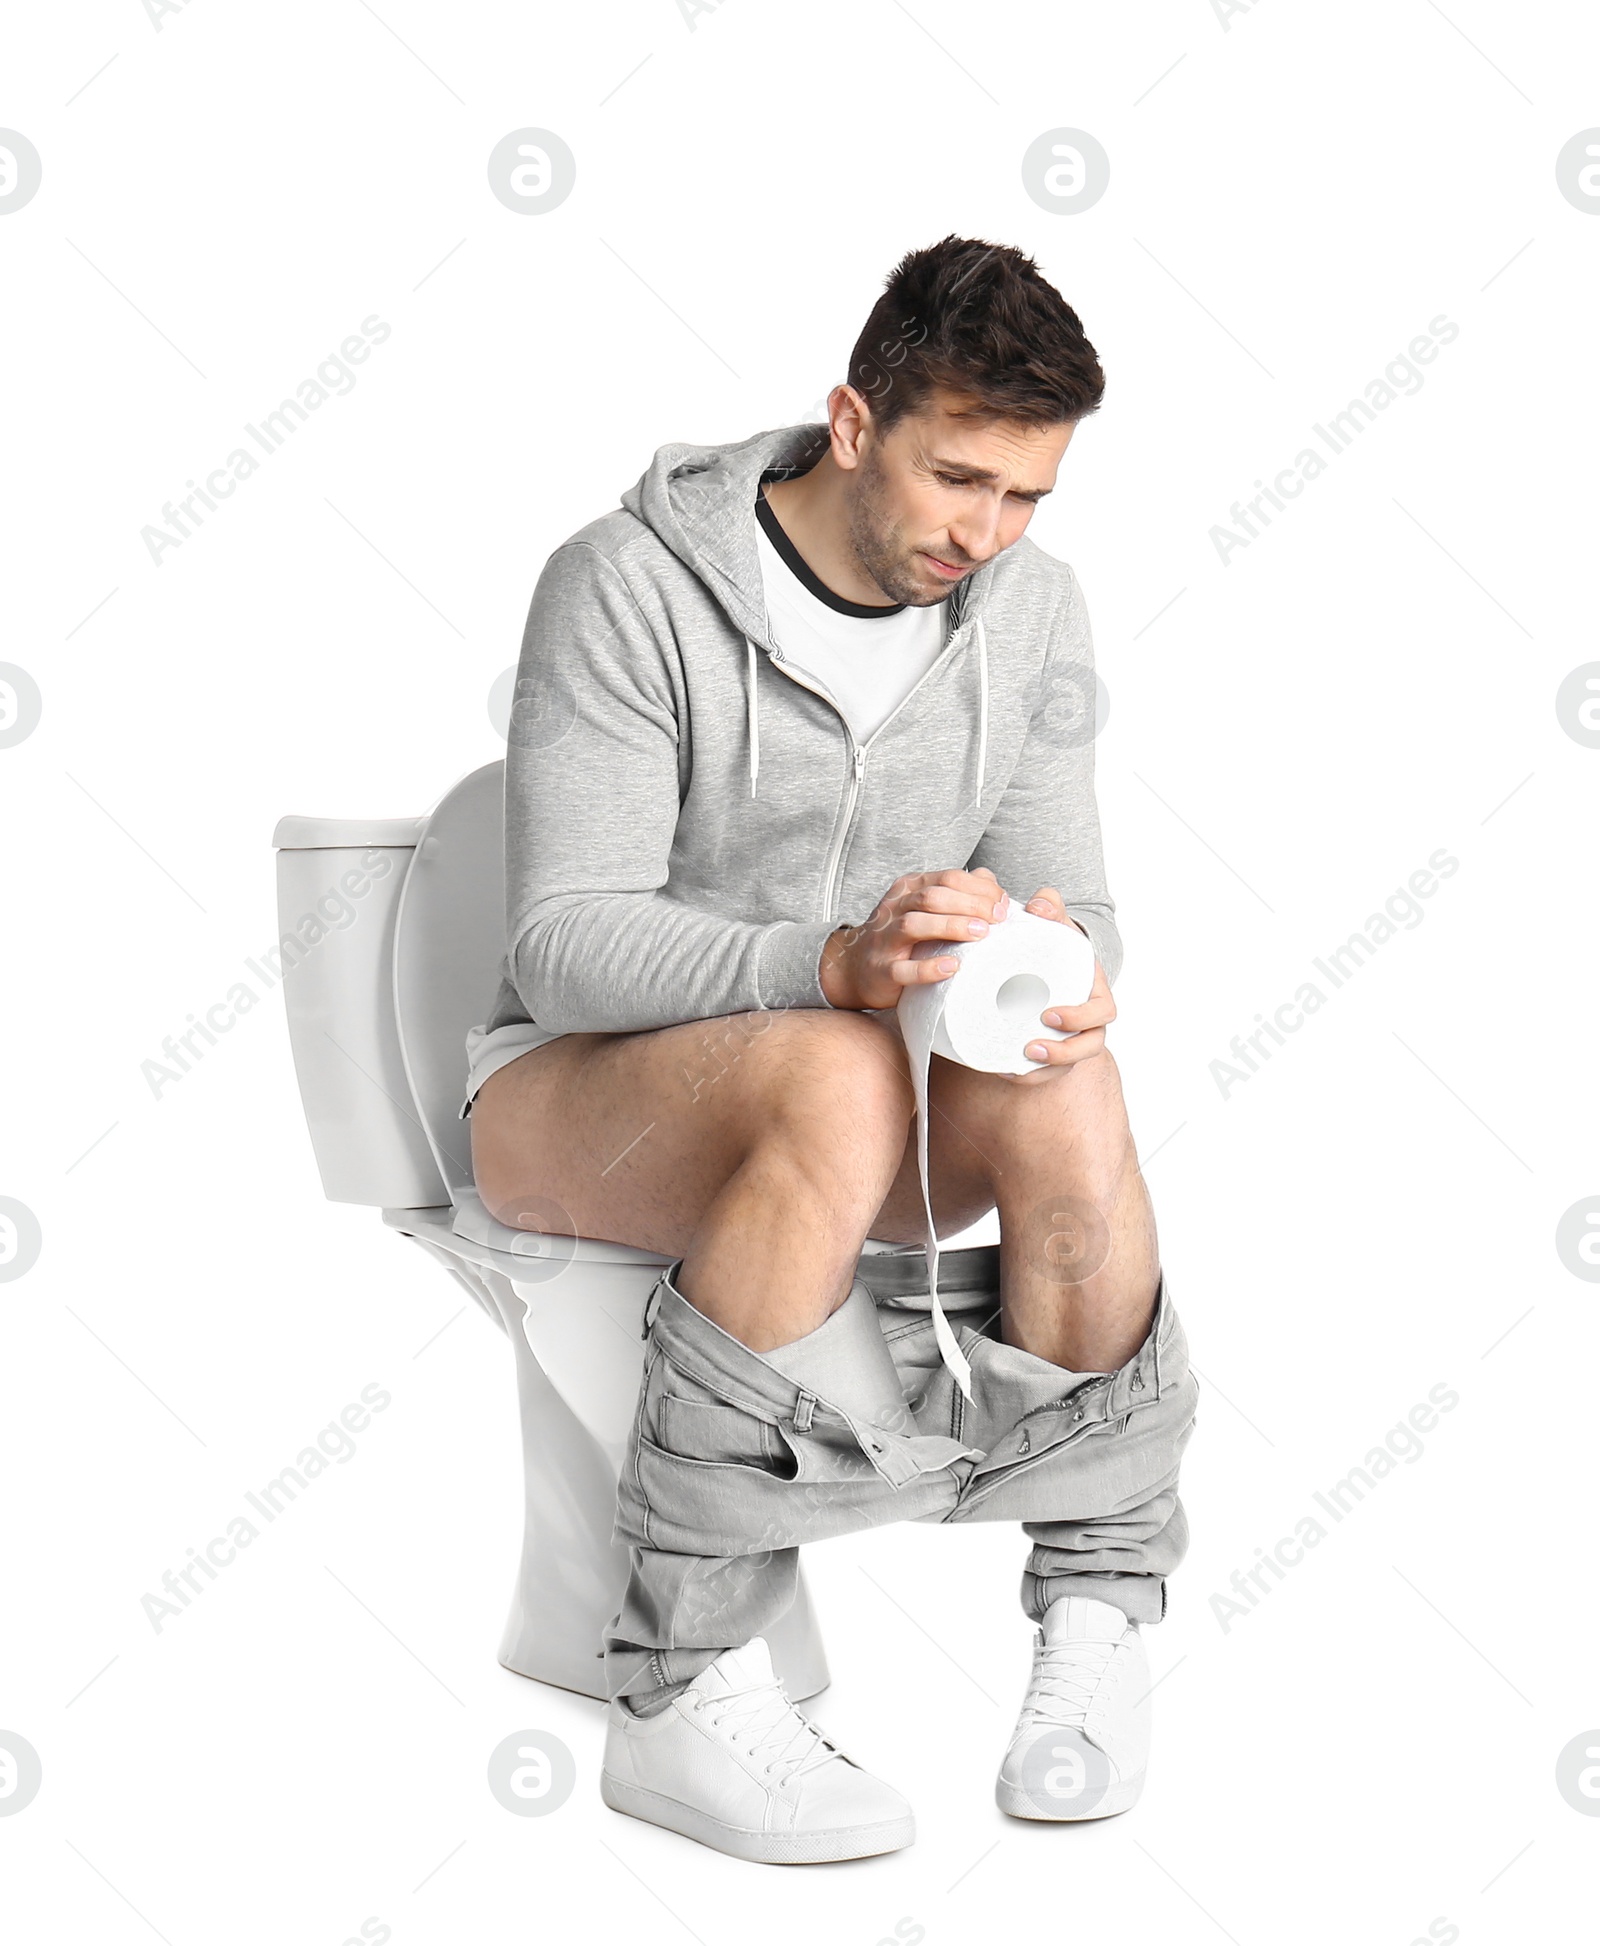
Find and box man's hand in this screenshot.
[1009,884,1115,1079]
[820,867,1010,1013]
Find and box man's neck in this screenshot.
[763,456,897,610]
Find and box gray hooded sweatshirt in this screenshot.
[479,420,1121,1043]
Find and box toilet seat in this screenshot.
[447,1187,674,1266]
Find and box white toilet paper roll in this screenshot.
[894,903,1097,1398]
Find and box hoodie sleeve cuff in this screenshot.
[756,918,846,1014]
[1064,908,1123,988]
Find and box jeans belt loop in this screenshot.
[792,1391,816,1434]
[641,1270,669,1341]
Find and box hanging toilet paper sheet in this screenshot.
[894,903,1097,1399]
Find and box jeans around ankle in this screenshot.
[603,1256,1198,1708]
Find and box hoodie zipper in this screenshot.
[762,598,976,923]
[821,745,866,917]
[761,653,865,921]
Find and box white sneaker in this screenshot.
[995,1596,1150,1821]
[601,1638,915,1864]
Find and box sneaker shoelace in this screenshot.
[693,1679,841,1782]
[1018,1637,1121,1733]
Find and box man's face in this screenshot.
[839,387,1077,607]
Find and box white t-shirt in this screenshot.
[753,483,948,745]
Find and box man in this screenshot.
[464,235,1198,1863]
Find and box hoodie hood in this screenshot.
[620,422,996,800]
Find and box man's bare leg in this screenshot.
[871,1043,1160,1372]
[470,1008,1155,1368]
[470,1010,927,1351]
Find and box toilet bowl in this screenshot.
[272,761,998,1703]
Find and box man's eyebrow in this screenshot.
[926,455,1053,498]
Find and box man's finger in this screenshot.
[888,953,960,986]
[927,867,1008,902]
[1018,1025,1108,1069]
[899,888,1005,922]
[1041,995,1116,1030]
[902,907,999,942]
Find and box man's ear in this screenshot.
[828,384,873,473]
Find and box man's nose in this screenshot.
[946,507,1003,564]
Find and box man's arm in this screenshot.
[964,564,1123,985]
[505,541,839,1035]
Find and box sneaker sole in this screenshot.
[994,1774,1144,1822]
[601,1772,915,1863]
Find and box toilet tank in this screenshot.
[272,813,450,1209]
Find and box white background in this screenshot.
[3,1,1597,1941]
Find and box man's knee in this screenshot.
[748,1011,914,1160]
[994,1051,1135,1183]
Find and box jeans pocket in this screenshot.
[659,1393,788,1471]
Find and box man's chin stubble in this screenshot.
[854,536,956,609]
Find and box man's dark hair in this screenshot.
[846,235,1105,433]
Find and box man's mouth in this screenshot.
[920,552,970,581]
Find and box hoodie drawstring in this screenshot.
[746,637,760,797]
[972,617,989,807]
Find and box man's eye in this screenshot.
[935,473,968,487]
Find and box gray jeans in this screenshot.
[605,1249,1199,1707]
